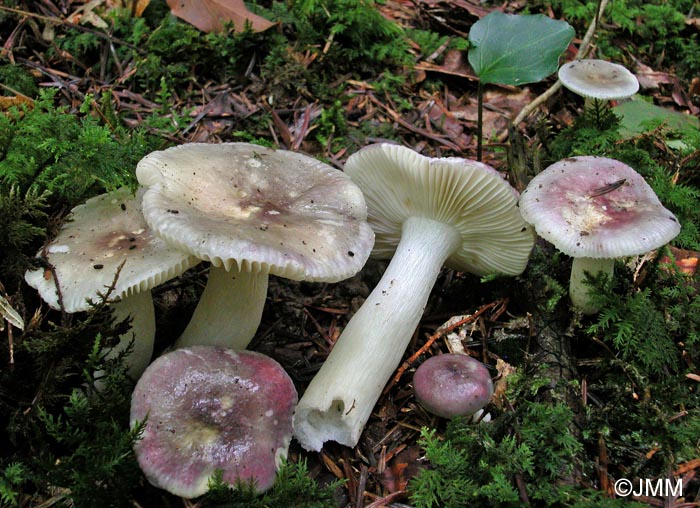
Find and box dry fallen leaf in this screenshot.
[166,0,275,33]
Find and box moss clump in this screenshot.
[0,89,156,205]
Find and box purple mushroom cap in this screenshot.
[518,156,680,258]
[130,346,297,498]
[413,354,493,419]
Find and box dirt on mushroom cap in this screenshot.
[136,142,374,281]
[519,155,680,258]
[130,346,297,498]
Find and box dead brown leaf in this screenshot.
[415,50,478,81]
[0,95,33,111]
[166,0,274,33]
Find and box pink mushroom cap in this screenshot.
[130,346,297,498]
[518,156,680,258]
[413,354,493,419]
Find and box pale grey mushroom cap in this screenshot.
[24,187,199,312]
[519,156,681,258]
[136,143,374,282]
[343,143,535,276]
[558,59,639,100]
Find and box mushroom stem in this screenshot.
[569,257,614,315]
[293,216,462,451]
[98,290,156,382]
[175,265,269,349]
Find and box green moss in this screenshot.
[532,0,700,78]
[0,89,156,205]
[205,459,343,507]
[409,401,639,507]
[0,63,39,97]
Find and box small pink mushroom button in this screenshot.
[130,346,297,498]
[413,354,493,419]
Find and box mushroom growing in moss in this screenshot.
[25,187,199,380]
[518,155,681,314]
[136,142,374,350]
[558,59,639,127]
[130,346,297,498]
[293,143,534,451]
[413,353,493,419]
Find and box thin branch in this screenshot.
[512,0,610,126]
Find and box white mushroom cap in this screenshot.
[25,187,199,312]
[519,156,681,258]
[343,143,534,276]
[558,59,639,100]
[136,143,374,282]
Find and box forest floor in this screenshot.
[1,0,700,507]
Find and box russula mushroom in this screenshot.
[130,346,297,498]
[136,142,374,350]
[558,59,639,101]
[518,155,681,314]
[25,187,199,379]
[293,143,534,451]
[413,353,493,419]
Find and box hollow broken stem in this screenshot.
[293,217,462,451]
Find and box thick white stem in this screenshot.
[569,257,614,315]
[293,217,462,451]
[175,266,269,349]
[99,290,155,382]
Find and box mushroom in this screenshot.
[130,346,297,498]
[135,142,374,350]
[293,143,534,451]
[558,59,639,127]
[25,187,199,380]
[413,353,493,419]
[518,155,681,314]
[558,59,639,101]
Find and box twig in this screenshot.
[0,5,145,53]
[512,0,610,126]
[384,300,501,394]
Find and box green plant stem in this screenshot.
[477,80,484,161]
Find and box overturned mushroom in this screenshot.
[136,142,374,350]
[25,187,199,380]
[293,143,534,451]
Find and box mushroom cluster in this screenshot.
[293,143,534,451]
[519,155,681,314]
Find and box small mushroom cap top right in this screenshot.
[518,156,681,259]
[558,59,639,100]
